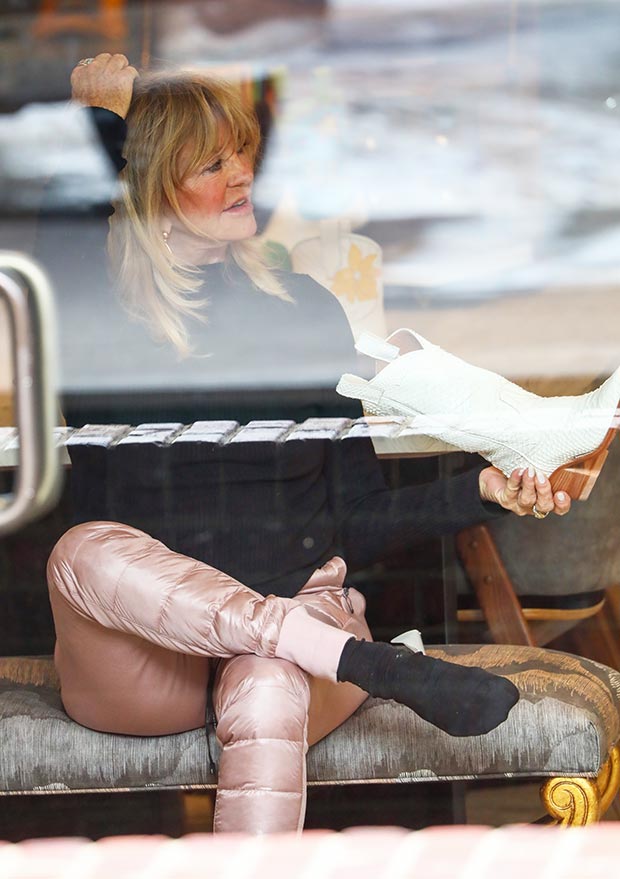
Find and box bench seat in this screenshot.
[2,644,619,826]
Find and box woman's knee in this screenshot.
[215,655,311,745]
[50,521,139,564]
[48,521,152,583]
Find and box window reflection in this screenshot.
[0,0,619,837]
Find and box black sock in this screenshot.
[337,639,519,737]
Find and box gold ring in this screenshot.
[78,58,95,66]
[532,504,550,519]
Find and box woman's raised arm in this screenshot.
[70,52,138,119]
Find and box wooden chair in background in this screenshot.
[456,436,620,668]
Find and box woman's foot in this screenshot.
[337,329,620,500]
[337,639,519,737]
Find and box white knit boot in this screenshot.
[337,329,620,500]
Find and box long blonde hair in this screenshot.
[108,71,290,356]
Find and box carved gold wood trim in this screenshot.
[597,744,620,817]
[540,777,601,826]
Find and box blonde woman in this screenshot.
[47,54,570,834]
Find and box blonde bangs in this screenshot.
[173,85,261,184]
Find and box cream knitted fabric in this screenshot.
[337,329,620,478]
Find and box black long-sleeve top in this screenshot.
[62,108,505,597]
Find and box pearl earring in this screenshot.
[162,229,173,255]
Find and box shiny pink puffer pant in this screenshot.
[47,522,371,833]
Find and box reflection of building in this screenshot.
[1,0,619,379]
[168,0,327,36]
[0,0,325,109]
[32,0,128,39]
[0,1,146,111]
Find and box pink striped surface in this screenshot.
[0,825,619,879]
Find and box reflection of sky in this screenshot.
[247,1,620,296]
[137,0,620,296]
[1,1,619,300]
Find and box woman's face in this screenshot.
[171,142,257,250]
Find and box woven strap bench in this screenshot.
[2,645,619,827]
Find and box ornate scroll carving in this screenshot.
[540,777,600,826]
[597,744,620,818]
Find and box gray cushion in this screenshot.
[1,645,619,794]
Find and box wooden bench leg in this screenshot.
[182,791,215,833]
[540,744,620,826]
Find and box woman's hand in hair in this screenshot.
[71,53,138,119]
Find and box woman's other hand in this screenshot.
[479,466,571,518]
[71,53,138,119]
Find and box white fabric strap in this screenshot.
[355,331,400,362]
[386,327,434,350]
[391,629,426,654]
